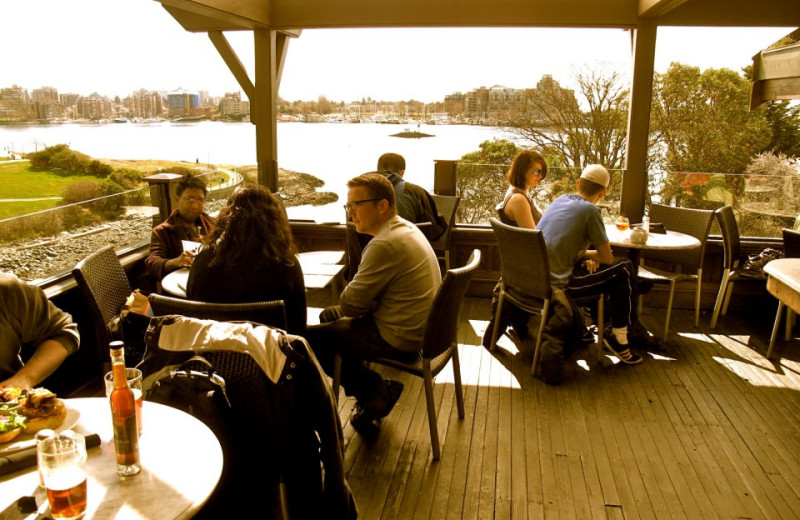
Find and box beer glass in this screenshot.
[38,430,88,520]
[105,367,143,436]
[615,215,630,232]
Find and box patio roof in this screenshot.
[154,0,800,222]
[751,41,800,109]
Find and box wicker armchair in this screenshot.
[331,248,481,460]
[488,218,603,375]
[431,194,461,270]
[72,245,132,372]
[638,204,715,340]
[148,293,287,330]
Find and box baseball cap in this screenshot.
[580,164,610,189]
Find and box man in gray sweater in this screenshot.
[305,172,441,435]
[0,273,80,388]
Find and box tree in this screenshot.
[455,139,519,224]
[764,101,800,158]
[650,63,772,207]
[506,69,629,171]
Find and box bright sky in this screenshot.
[0,0,793,103]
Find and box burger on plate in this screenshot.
[19,388,67,434]
[0,412,27,444]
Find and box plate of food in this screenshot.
[0,387,79,454]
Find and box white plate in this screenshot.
[0,402,80,455]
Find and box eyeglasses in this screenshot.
[532,169,543,177]
[181,196,205,205]
[344,198,380,212]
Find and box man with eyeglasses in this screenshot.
[305,172,441,436]
[145,174,215,280]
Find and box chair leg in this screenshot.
[767,301,785,359]
[663,281,676,341]
[422,364,441,460]
[786,308,795,341]
[694,270,703,327]
[594,297,604,366]
[332,355,342,405]
[444,250,451,272]
[637,293,643,315]
[489,292,506,353]
[721,280,735,316]
[451,347,465,419]
[710,271,731,329]
[530,299,550,377]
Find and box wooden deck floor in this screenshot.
[335,297,800,520]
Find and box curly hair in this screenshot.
[203,184,296,267]
[176,174,208,197]
[506,150,547,190]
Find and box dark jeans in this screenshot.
[304,306,417,404]
[565,257,636,329]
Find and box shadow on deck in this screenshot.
[334,297,800,519]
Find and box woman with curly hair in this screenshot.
[496,149,547,229]
[186,184,306,334]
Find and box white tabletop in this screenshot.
[161,250,346,298]
[0,398,223,520]
[604,224,701,251]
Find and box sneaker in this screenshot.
[603,335,643,365]
[628,322,666,352]
[366,379,404,419]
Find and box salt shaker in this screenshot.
[642,215,650,233]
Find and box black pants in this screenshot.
[304,306,417,404]
[564,258,636,329]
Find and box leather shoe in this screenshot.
[350,404,380,438]
[366,379,404,419]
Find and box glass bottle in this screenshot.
[108,341,140,476]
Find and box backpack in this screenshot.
[142,355,233,443]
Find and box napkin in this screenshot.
[0,433,101,477]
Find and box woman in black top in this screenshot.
[187,184,307,335]
[496,149,547,229]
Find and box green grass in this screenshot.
[0,200,59,220]
[0,161,99,199]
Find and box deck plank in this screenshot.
[338,299,800,520]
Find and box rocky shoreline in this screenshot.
[0,164,338,282]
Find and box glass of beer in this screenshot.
[615,215,630,233]
[105,368,143,436]
[38,430,88,520]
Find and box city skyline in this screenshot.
[1,1,794,102]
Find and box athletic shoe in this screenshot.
[603,335,643,365]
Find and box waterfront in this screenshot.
[0,121,510,221]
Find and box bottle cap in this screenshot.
[109,340,124,350]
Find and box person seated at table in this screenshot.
[186,184,307,335]
[0,272,80,388]
[496,149,547,229]
[305,173,441,435]
[536,164,643,365]
[377,152,447,241]
[145,174,215,280]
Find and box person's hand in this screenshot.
[583,259,600,274]
[0,374,34,390]
[168,250,195,270]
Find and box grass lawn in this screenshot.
[0,161,98,199]
[0,200,59,220]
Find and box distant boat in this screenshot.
[113,118,128,123]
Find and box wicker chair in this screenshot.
[148,293,287,330]
[331,248,481,460]
[710,206,758,328]
[430,194,461,270]
[488,218,604,375]
[638,204,715,340]
[72,245,132,372]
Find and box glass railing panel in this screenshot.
[454,162,624,226]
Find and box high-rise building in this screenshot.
[166,88,201,117]
[0,85,32,120]
[32,87,62,120]
[77,93,112,120]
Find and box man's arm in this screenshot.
[339,239,395,317]
[145,227,193,279]
[0,340,70,389]
[583,242,614,273]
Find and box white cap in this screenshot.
[580,164,610,189]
